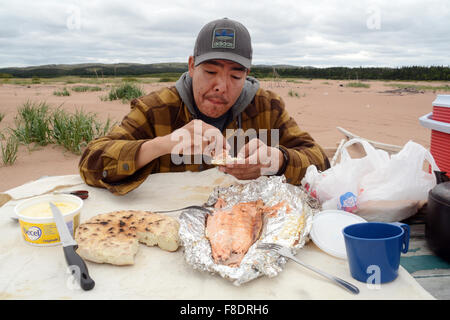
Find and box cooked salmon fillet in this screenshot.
[206,198,279,267]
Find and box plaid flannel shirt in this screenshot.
[78,86,330,195]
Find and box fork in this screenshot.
[257,242,359,295]
[153,205,213,214]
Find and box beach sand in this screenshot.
[0,79,445,192]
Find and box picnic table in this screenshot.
[0,168,436,300]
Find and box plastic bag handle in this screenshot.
[423,148,440,172]
[339,138,382,166]
[411,142,440,186]
[399,140,440,181]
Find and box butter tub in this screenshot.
[14,194,83,246]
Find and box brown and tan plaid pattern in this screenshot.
[79,86,330,195]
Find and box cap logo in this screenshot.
[212,28,235,49]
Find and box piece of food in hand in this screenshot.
[206,199,265,267]
[75,210,180,266]
[211,150,241,165]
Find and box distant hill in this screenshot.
[0,63,449,81]
[0,63,189,78]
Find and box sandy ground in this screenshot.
[0,79,447,192]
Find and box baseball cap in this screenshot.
[193,18,252,69]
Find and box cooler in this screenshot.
[420,105,450,178]
[432,95,450,123]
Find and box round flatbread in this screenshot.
[75,210,180,266]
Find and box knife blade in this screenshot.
[50,202,95,291]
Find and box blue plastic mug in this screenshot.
[343,222,410,284]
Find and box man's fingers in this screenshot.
[221,165,262,180]
[237,138,274,166]
[238,138,260,158]
[202,125,229,155]
[238,138,269,159]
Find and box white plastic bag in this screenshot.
[301,138,439,221]
[355,140,439,221]
[358,140,439,203]
[302,138,389,212]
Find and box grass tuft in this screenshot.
[107,83,145,102]
[53,87,71,96]
[31,76,41,84]
[12,101,53,146]
[1,135,19,166]
[71,85,103,92]
[346,82,370,88]
[122,77,139,82]
[51,108,114,154]
[158,77,178,83]
[9,101,115,156]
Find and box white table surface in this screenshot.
[0,168,435,300]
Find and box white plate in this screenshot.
[310,209,367,259]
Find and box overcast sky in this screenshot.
[0,0,449,68]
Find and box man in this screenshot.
[79,18,330,195]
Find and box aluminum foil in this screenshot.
[178,175,320,286]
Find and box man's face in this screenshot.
[188,56,249,118]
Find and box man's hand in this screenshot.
[169,119,230,158]
[218,138,284,180]
[136,120,229,170]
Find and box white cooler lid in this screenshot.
[310,210,366,259]
[419,112,450,134]
[433,95,450,108]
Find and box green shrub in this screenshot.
[108,83,145,102]
[159,77,178,82]
[51,108,114,154]
[53,87,71,96]
[71,85,102,92]
[31,76,41,84]
[346,82,370,88]
[9,101,115,155]
[122,77,139,82]
[12,101,53,146]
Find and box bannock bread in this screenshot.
[75,210,180,265]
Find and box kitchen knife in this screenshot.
[50,202,95,291]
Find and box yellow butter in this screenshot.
[20,201,78,218]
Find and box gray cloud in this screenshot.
[0,0,448,68]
